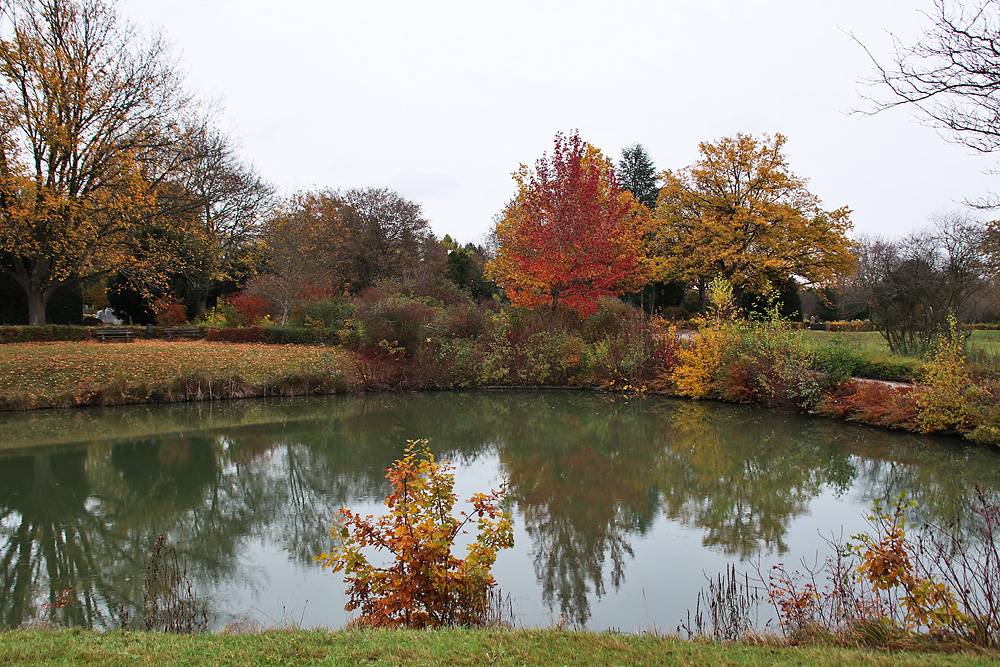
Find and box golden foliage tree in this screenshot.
[0,0,191,324]
[254,190,345,325]
[486,131,650,317]
[652,133,855,306]
[316,440,513,628]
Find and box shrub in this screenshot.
[436,300,488,339]
[229,292,273,327]
[813,380,918,429]
[151,297,187,327]
[811,342,861,386]
[582,297,644,342]
[476,311,515,385]
[659,306,690,322]
[415,337,481,388]
[316,440,513,628]
[200,301,238,328]
[204,327,271,343]
[965,381,1000,446]
[293,296,355,329]
[667,278,818,410]
[826,321,876,333]
[914,316,974,434]
[202,326,341,345]
[117,534,208,633]
[354,289,438,354]
[757,494,992,645]
[0,325,93,343]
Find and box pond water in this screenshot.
[2,390,1000,632]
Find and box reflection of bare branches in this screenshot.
[0,452,118,629]
[522,503,636,626]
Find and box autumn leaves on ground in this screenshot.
[0,341,349,410]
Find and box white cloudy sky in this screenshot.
[123,0,997,244]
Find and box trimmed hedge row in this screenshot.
[204,326,341,345]
[825,321,876,332]
[0,325,342,346]
[0,325,94,343]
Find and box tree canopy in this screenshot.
[651,133,855,302]
[0,0,194,324]
[486,131,650,316]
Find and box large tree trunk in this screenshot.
[25,286,50,326]
[7,256,53,325]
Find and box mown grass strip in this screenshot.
[2,629,997,667]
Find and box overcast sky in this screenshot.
[123,0,997,244]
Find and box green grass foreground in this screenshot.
[2,629,998,667]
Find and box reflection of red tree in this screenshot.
[230,435,274,466]
[157,440,190,468]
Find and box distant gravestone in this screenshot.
[97,308,121,325]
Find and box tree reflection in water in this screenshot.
[2,391,1000,629]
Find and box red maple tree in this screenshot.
[487,131,649,317]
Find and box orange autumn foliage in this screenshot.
[652,133,855,293]
[486,131,650,317]
[315,439,513,628]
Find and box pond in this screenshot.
[2,390,1000,632]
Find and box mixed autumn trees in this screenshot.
[486,131,650,317]
[0,0,273,325]
[251,186,440,323]
[487,131,855,320]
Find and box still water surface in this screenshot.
[2,390,1000,631]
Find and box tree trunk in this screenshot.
[25,286,49,326]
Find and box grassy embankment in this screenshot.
[3,324,1000,446]
[0,340,349,410]
[2,629,998,667]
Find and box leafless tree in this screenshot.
[164,122,275,310]
[844,212,993,355]
[856,0,1000,205]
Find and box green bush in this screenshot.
[293,297,355,329]
[811,342,860,385]
[810,343,922,383]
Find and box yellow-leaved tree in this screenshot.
[0,0,192,325]
[652,133,855,309]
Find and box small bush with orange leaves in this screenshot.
[315,439,513,628]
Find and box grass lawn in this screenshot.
[801,329,1000,381]
[0,340,350,410]
[2,629,997,667]
[801,329,1000,358]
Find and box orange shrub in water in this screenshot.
[315,439,513,628]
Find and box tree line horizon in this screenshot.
[1,0,998,343]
